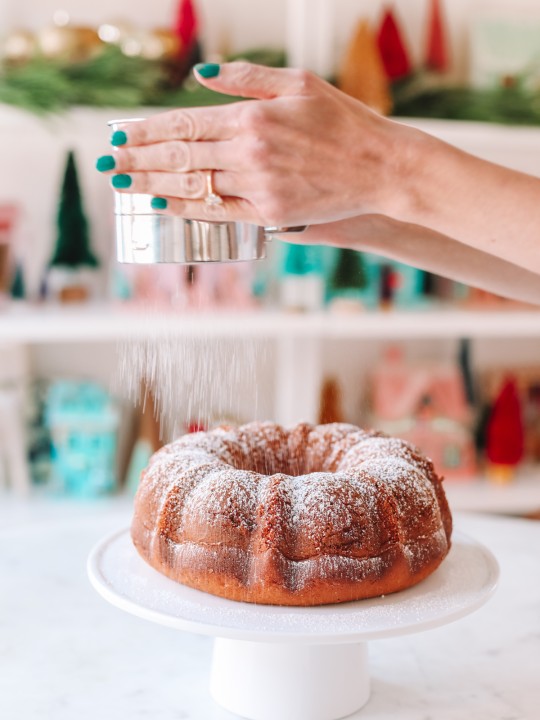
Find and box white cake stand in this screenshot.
[88,528,499,720]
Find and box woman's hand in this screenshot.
[98,62,416,228]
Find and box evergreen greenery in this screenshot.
[392,73,540,125]
[49,151,99,268]
[3,42,539,126]
[0,45,284,115]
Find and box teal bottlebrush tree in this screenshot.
[47,150,99,301]
[10,262,25,299]
[279,243,325,312]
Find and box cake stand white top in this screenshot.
[88,528,499,645]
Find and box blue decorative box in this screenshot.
[45,380,119,497]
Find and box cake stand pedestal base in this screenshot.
[88,529,499,719]
[210,638,369,720]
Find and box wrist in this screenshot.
[377,121,441,222]
[302,214,400,252]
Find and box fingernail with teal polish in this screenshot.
[96,155,116,172]
[112,174,132,189]
[111,130,127,146]
[151,197,168,210]
[195,63,220,79]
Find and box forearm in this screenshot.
[303,215,540,305]
[391,126,540,274]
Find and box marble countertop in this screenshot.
[1,494,539,720]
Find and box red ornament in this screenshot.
[174,0,199,56]
[425,0,449,72]
[486,377,524,466]
[377,7,411,81]
[187,422,206,434]
[389,269,403,291]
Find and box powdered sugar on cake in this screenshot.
[131,421,453,605]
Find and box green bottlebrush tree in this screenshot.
[10,262,25,299]
[330,248,368,292]
[49,150,99,269]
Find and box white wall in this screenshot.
[1,0,289,64]
[3,0,540,82]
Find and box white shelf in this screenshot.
[445,468,540,515]
[1,303,540,344]
[397,118,540,176]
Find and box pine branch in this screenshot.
[0,45,281,115]
[393,72,540,125]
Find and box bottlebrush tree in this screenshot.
[425,0,450,72]
[377,7,412,81]
[486,376,525,468]
[330,248,368,293]
[49,150,99,269]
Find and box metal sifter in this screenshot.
[109,119,306,265]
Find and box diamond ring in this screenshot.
[205,170,223,206]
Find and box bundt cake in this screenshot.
[131,422,452,606]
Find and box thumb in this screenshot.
[193,61,314,100]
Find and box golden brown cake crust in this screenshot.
[131,422,453,606]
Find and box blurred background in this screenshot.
[1,0,540,517]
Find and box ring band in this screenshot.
[205,170,223,206]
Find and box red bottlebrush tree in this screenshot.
[377,7,411,81]
[486,376,524,469]
[425,0,450,72]
[174,0,199,59]
[169,0,202,87]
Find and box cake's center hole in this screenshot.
[233,445,321,477]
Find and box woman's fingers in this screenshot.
[149,195,261,225]
[107,140,236,173]
[114,103,241,146]
[112,63,321,146]
[194,61,320,100]
[111,170,241,201]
